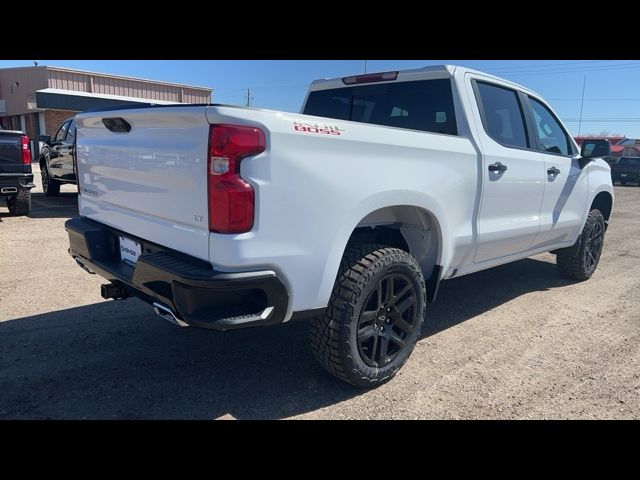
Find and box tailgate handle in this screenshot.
[102,117,132,133]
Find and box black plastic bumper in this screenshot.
[0,173,35,192]
[65,217,289,330]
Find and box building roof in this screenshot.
[0,65,212,92]
[36,88,180,105]
[574,135,625,145]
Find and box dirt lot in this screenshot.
[1,164,639,419]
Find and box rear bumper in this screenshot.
[65,217,289,330]
[0,173,35,192]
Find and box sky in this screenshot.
[2,60,639,137]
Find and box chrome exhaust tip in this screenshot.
[1,187,18,194]
[153,303,189,327]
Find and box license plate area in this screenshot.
[119,235,142,266]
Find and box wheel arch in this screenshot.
[351,205,442,275]
[591,190,613,225]
[316,191,451,309]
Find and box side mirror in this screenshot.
[39,135,51,144]
[579,139,611,168]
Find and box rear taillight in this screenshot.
[21,135,31,165]
[208,124,266,234]
[342,71,398,85]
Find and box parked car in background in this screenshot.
[611,157,640,185]
[0,129,34,215]
[39,117,77,196]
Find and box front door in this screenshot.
[470,79,546,263]
[525,96,588,248]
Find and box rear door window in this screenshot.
[303,79,458,135]
[475,82,529,149]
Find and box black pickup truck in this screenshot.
[611,157,640,185]
[0,130,34,216]
[38,117,77,196]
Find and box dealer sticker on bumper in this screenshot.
[119,236,142,266]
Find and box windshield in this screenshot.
[303,79,458,135]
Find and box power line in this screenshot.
[499,63,640,77]
[489,60,608,72]
[491,61,639,73]
[550,98,640,101]
[563,119,640,122]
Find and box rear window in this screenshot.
[618,157,640,166]
[303,79,458,135]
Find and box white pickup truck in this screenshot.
[66,65,613,387]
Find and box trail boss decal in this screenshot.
[293,121,345,136]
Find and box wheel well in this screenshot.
[591,192,613,224]
[347,206,440,282]
[349,226,410,252]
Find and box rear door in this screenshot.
[525,96,588,248]
[469,77,546,263]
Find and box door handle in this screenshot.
[547,166,561,176]
[488,162,508,173]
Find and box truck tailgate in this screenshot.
[75,107,211,261]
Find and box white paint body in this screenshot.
[74,65,613,320]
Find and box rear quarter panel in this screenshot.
[205,106,479,317]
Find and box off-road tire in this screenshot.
[6,188,31,216]
[556,209,606,281]
[310,244,426,388]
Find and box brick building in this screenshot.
[0,65,212,156]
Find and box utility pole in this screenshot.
[245,88,251,107]
[578,74,587,137]
[364,60,367,74]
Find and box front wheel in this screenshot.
[310,244,426,388]
[556,209,606,281]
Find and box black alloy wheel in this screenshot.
[356,273,418,368]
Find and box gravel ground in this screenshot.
[0,164,638,419]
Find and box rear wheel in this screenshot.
[41,160,60,197]
[556,209,605,281]
[6,187,31,216]
[310,244,426,387]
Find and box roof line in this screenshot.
[36,88,181,105]
[0,65,212,92]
